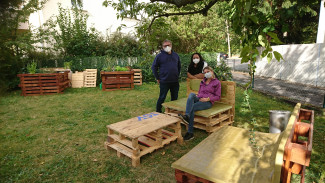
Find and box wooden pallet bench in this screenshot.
[281,108,314,183]
[105,112,183,167]
[101,71,134,91]
[17,72,70,96]
[172,103,314,183]
[162,79,235,133]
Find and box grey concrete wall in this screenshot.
[255,43,325,87]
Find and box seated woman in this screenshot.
[179,66,221,141]
[187,53,208,79]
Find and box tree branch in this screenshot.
[148,0,218,32]
[150,0,201,8]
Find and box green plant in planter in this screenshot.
[27,61,37,74]
[114,66,129,71]
[214,60,233,81]
[64,62,72,69]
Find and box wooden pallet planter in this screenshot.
[17,72,69,96]
[84,69,97,87]
[133,69,142,86]
[101,71,134,91]
[163,79,236,133]
[105,112,183,167]
[71,71,84,88]
[281,108,314,183]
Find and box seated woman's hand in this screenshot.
[199,97,210,102]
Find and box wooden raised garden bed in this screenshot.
[101,71,134,91]
[17,72,70,96]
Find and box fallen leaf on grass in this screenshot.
[161,151,165,155]
[92,159,98,162]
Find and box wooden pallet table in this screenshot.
[101,71,134,91]
[17,72,70,96]
[105,112,183,167]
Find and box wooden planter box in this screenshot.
[101,71,134,91]
[17,72,70,96]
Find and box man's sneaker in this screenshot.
[183,132,194,141]
[178,114,189,125]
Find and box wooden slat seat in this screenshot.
[163,98,232,118]
[162,78,236,132]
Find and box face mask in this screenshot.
[205,72,212,79]
[164,46,171,53]
[193,59,200,64]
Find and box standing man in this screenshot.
[152,40,181,113]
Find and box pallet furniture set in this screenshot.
[17,72,70,96]
[162,79,236,133]
[172,103,314,183]
[100,71,135,91]
[105,112,183,167]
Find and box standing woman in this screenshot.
[179,66,221,140]
[187,53,208,79]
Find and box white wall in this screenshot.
[255,43,325,87]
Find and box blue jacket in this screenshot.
[151,50,181,83]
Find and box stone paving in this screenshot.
[232,71,325,108]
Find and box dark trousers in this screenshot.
[156,82,179,113]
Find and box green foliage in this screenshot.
[0,0,43,91]
[240,89,260,156]
[114,66,129,71]
[26,61,37,74]
[64,62,72,69]
[213,60,233,81]
[105,32,146,57]
[133,2,240,54]
[39,5,101,57]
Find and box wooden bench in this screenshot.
[171,103,314,183]
[162,78,236,133]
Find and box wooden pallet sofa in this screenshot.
[162,78,236,133]
[171,103,314,183]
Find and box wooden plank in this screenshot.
[108,134,135,150]
[107,143,133,158]
[138,136,157,147]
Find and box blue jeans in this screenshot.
[156,82,179,113]
[186,93,212,133]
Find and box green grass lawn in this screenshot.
[0,82,324,182]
